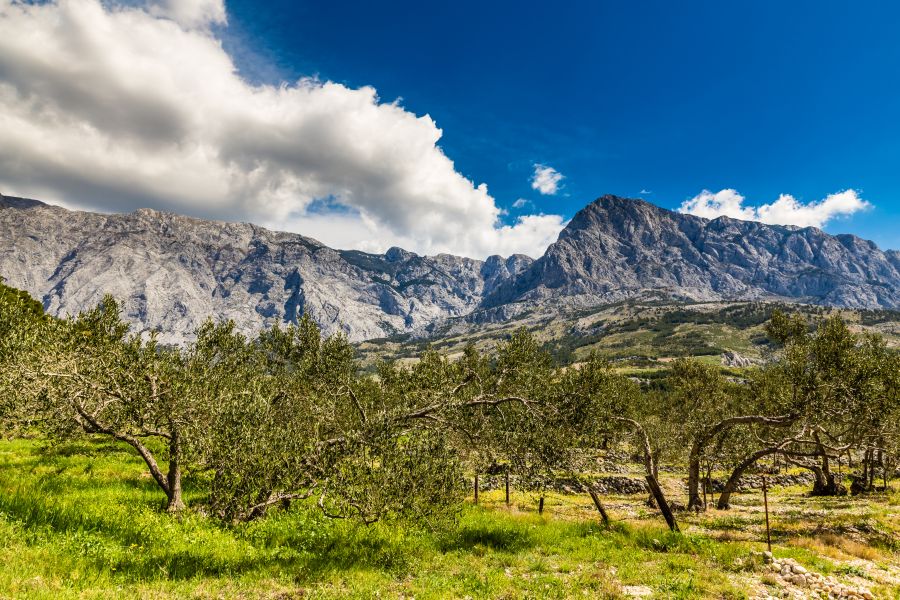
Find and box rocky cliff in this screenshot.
[482,195,900,310]
[0,194,531,343]
[2,193,898,343]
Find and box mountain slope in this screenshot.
[2,192,898,344]
[482,195,900,310]
[0,194,531,343]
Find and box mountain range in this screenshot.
[2,192,898,344]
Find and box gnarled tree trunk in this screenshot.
[165,429,185,512]
[717,446,783,509]
[810,436,845,496]
[686,414,797,511]
[613,417,679,532]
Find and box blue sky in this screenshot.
[0,0,897,256]
[224,0,900,250]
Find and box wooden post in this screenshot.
[645,475,679,532]
[505,472,510,506]
[869,449,876,490]
[474,474,479,505]
[538,496,544,515]
[588,487,610,525]
[762,475,772,552]
[862,450,868,490]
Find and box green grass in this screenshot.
[1,438,898,598]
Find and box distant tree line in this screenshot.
[1,278,897,531]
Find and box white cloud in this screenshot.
[639,189,652,195]
[530,164,564,195]
[512,198,530,209]
[679,189,871,229]
[679,189,758,221]
[148,0,226,29]
[492,214,569,257]
[0,0,565,259]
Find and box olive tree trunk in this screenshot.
[686,414,797,511]
[613,417,679,532]
[717,446,782,509]
[165,429,185,512]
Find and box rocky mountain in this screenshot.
[0,193,531,344]
[483,195,900,310]
[2,192,898,344]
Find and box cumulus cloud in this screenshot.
[0,0,565,258]
[679,189,871,229]
[148,0,226,29]
[530,164,564,195]
[680,189,758,221]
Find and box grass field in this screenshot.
[1,438,898,599]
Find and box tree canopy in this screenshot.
[1,283,896,530]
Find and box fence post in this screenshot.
[588,486,610,525]
[474,474,479,505]
[645,475,679,532]
[762,475,772,552]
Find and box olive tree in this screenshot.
[200,316,466,524]
[666,358,798,510]
[19,296,195,512]
[715,311,899,506]
[765,314,893,496]
[555,353,682,530]
[0,278,48,434]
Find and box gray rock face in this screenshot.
[2,193,897,344]
[721,351,756,368]
[483,195,900,310]
[0,195,532,344]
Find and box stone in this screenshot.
[722,350,756,367]
[623,585,653,598]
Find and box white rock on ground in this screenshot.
[753,554,876,600]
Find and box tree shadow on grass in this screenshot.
[437,520,535,553]
[111,520,427,582]
[299,532,416,577]
[111,549,275,580]
[0,481,427,582]
[37,439,134,458]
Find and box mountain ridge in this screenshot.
[481,195,900,310]
[0,193,534,343]
[2,192,898,343]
